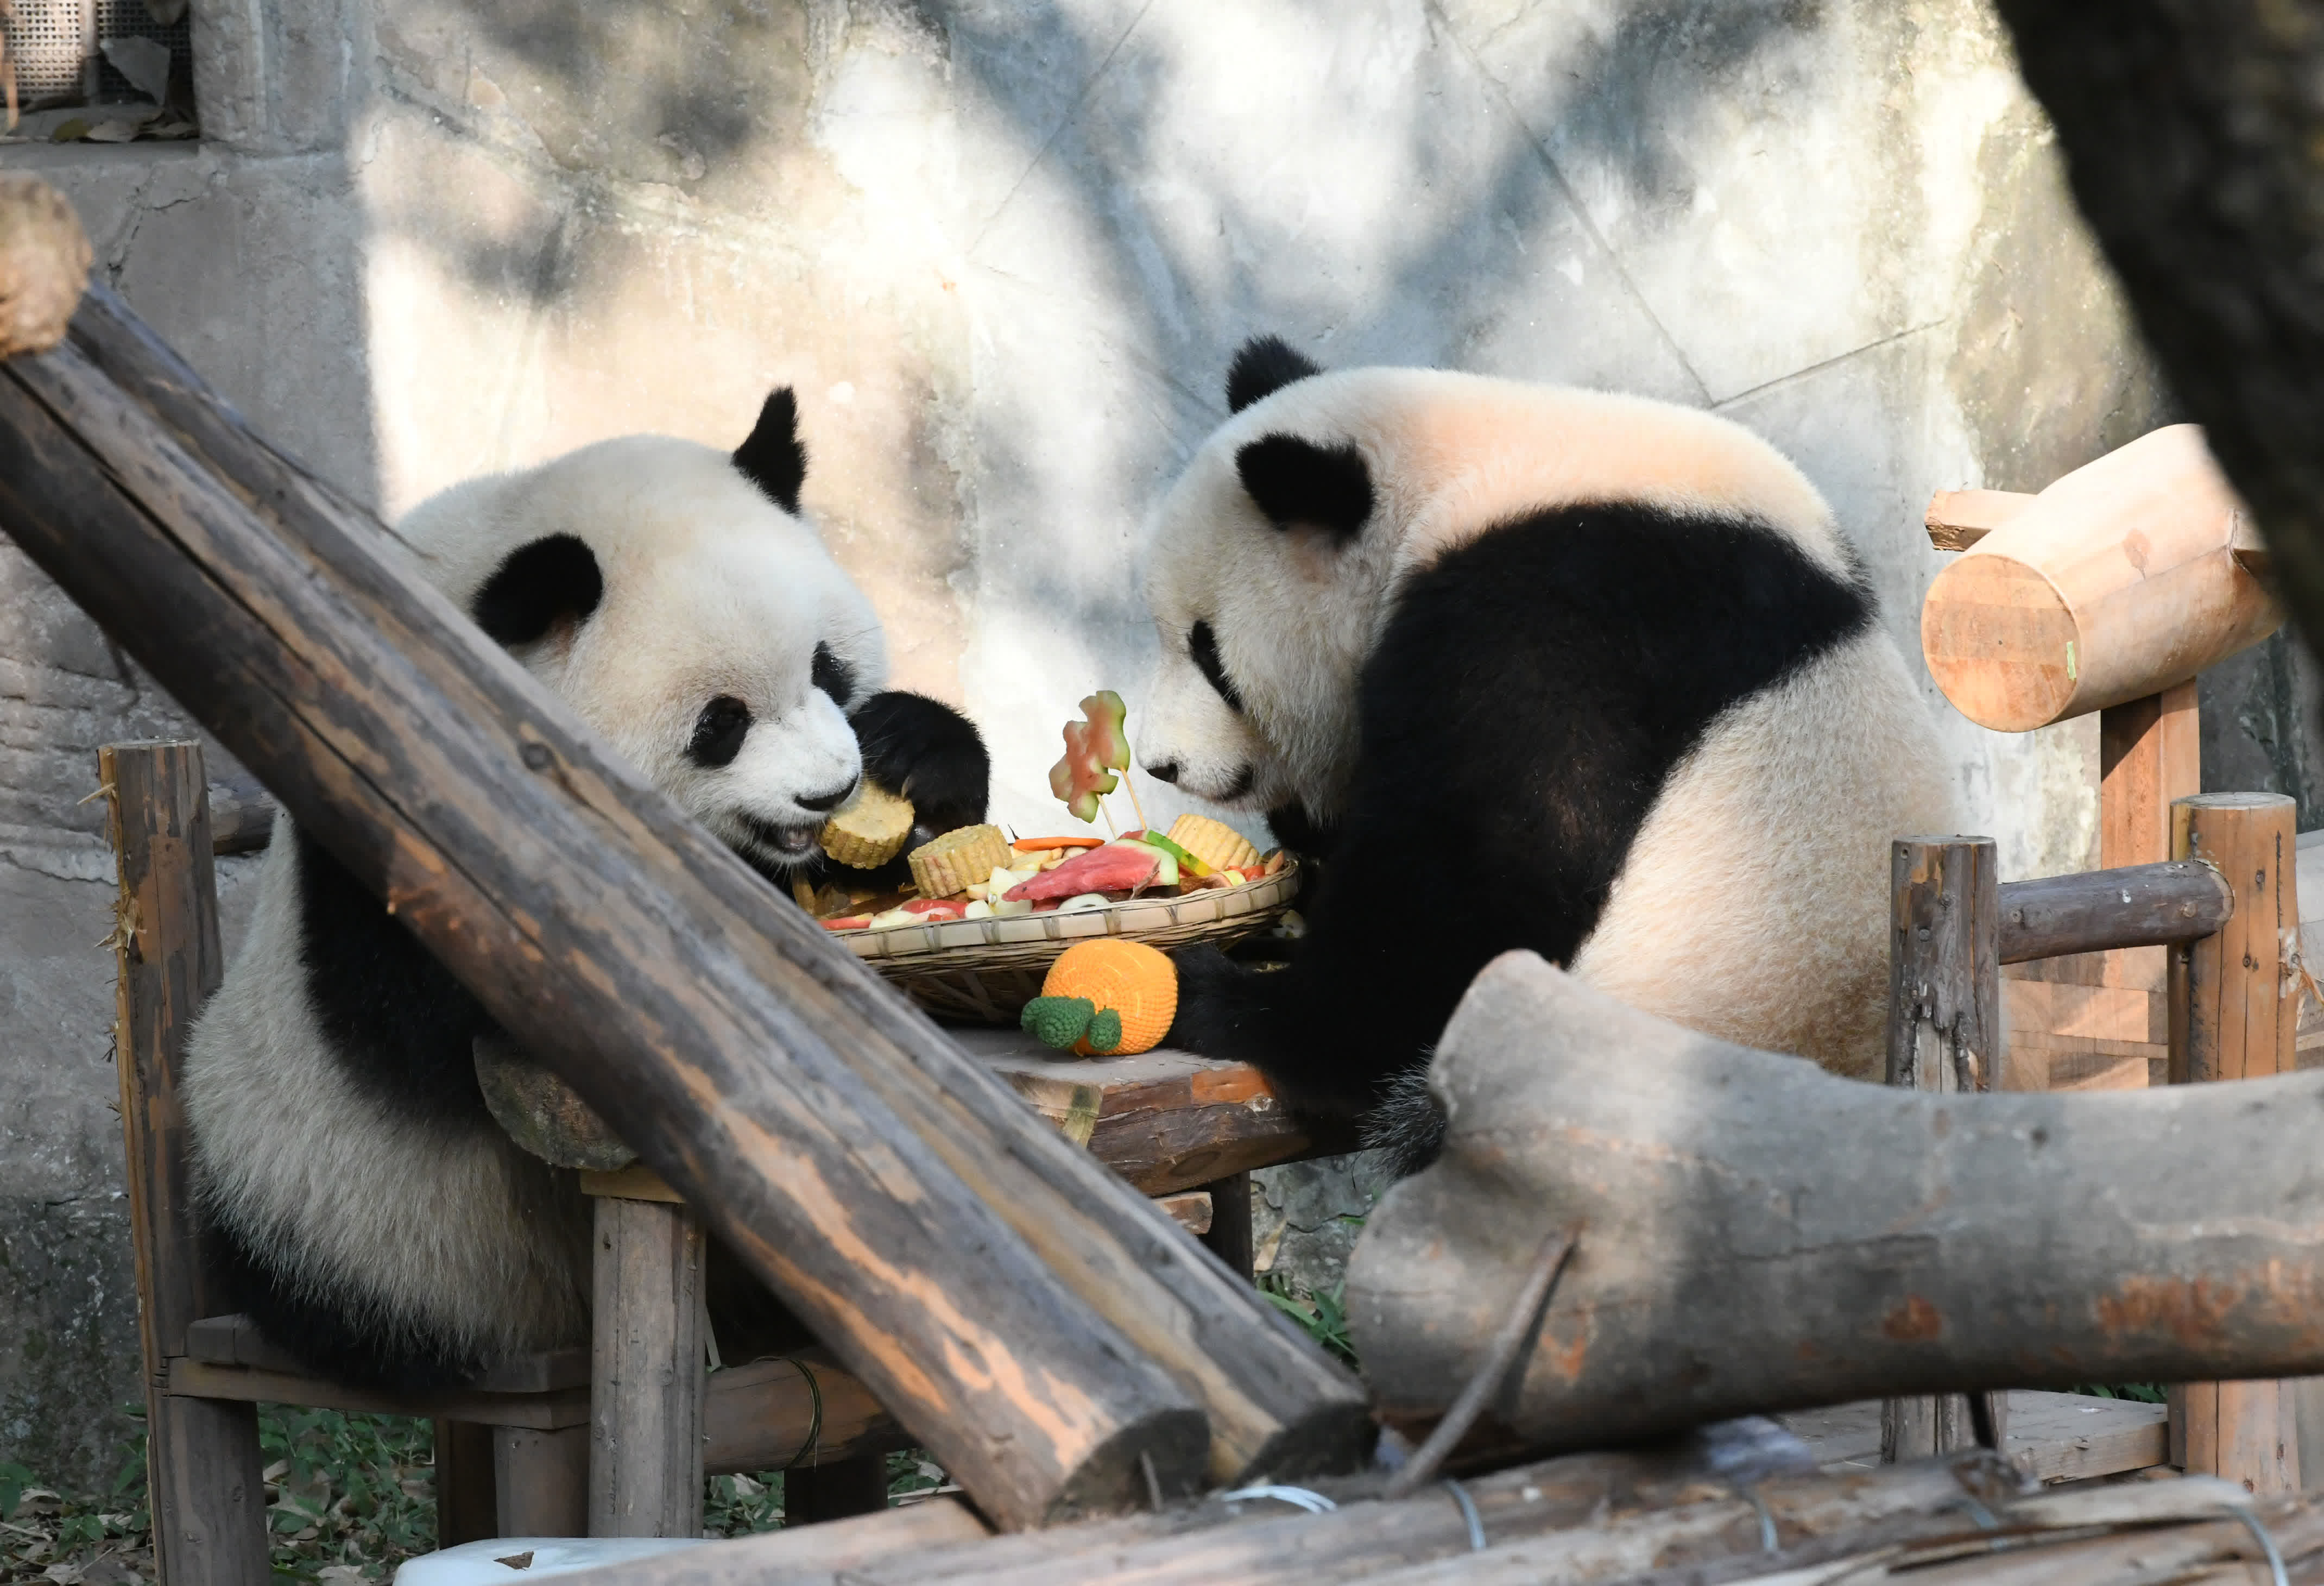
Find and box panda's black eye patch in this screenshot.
[1189,621,1244,713]
[811,642,855,705]
[689,696,752,769]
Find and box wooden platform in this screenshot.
[949,1025,1352,1194]
[1780,1391,2169,1484]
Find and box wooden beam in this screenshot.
[2169,791,2303,1496]
[0,279,1366,1522]
[101,743,270,1586]
[1995,859,2231,964]
[1881,838,2006,1462]
[1352,953,2324,1448]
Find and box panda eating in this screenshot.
[182,389,988,1389]
[1144,336,1957,1169]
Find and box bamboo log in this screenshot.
[1349,952,2324,1448]
[2169,792,2303,1496]
[1920,425,2277,731]
[1997,860,2231,964]
[0,284,1367,1524]
[1881,838,2005,1462]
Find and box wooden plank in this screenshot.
[185,1312,589,1393]
[1784,1393,2170,1483]
[1924,486,2036,550]
[557,1497,993,1580]
[496,1425,589,1537]
[1995,859,2230,963]
[166,1358,591,1428]
[0,284,1369,1522]
[704,1355,908,1474]
[590,1196,705,1538]
[955,1032,1353,1197]
[433,1420,497,1547]
[1882,838,2005,1462]
[101,743,270,1586]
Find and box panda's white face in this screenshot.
[398,425,884,878]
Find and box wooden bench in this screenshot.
[104,744,1332,1568]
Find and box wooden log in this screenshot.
[590,1193,706,1538]
[1996,859,2232,964]
[434,1420,498,1547]
[1924,487,2036,551]
[1349,952,2324,1448]
[101,742,271,1586]
[0,281,1366,1520]
[1882,839,2005,1463]
[2169,791,2304,1497]
[1920,425,2277,731]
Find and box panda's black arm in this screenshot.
[849,690,990,834]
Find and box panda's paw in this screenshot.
[850,691,990,835]
[1164,945,1278,1062]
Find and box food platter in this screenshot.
[841,857,1300,1024]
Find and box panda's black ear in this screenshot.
[472,534,604,646]
[1235,434,1373,538]
[733,386,809,514]
[1226,335,1323,413]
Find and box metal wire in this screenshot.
[1442,1478,1487,1552]
[1217,1484,1337,1515]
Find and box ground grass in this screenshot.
[1259,1273,1357,1367]
[0,1408,951,1583]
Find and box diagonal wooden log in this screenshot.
[0,268,1366,1520]
[1350,952,2324,1451]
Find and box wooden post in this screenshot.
[0,280,1373,1525]
[101,742,271,1585]
[434,1421,498,1545]
[1198,1173,1256,1283]
[589,1186,706,1538]
[496,1426,590,1537]
[1879,838,2008,1463]
[2169,791,2303,1495]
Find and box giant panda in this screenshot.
[1144,337,1957,1168]
[182,390,988,1389]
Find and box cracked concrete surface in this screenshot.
[3,0,2316,1480]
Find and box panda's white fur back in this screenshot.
[185,822,590,1361]
[1144,340,1957,1159]
[1571,628,1955,1079]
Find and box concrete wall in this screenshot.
[2,0,2280,1480]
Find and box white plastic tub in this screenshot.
[394,1537,708,1582]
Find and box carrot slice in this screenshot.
[1013,836,1105,851]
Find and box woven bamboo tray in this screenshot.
[840,858,1300,1024]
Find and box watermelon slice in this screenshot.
[1002,842,1161,901]
[1082,691,1131,772]
[1048,700,1127,823]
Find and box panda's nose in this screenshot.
[797,777,857,814]
[1147,759,1182,785]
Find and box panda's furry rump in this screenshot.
[1166,499,1881,1167]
